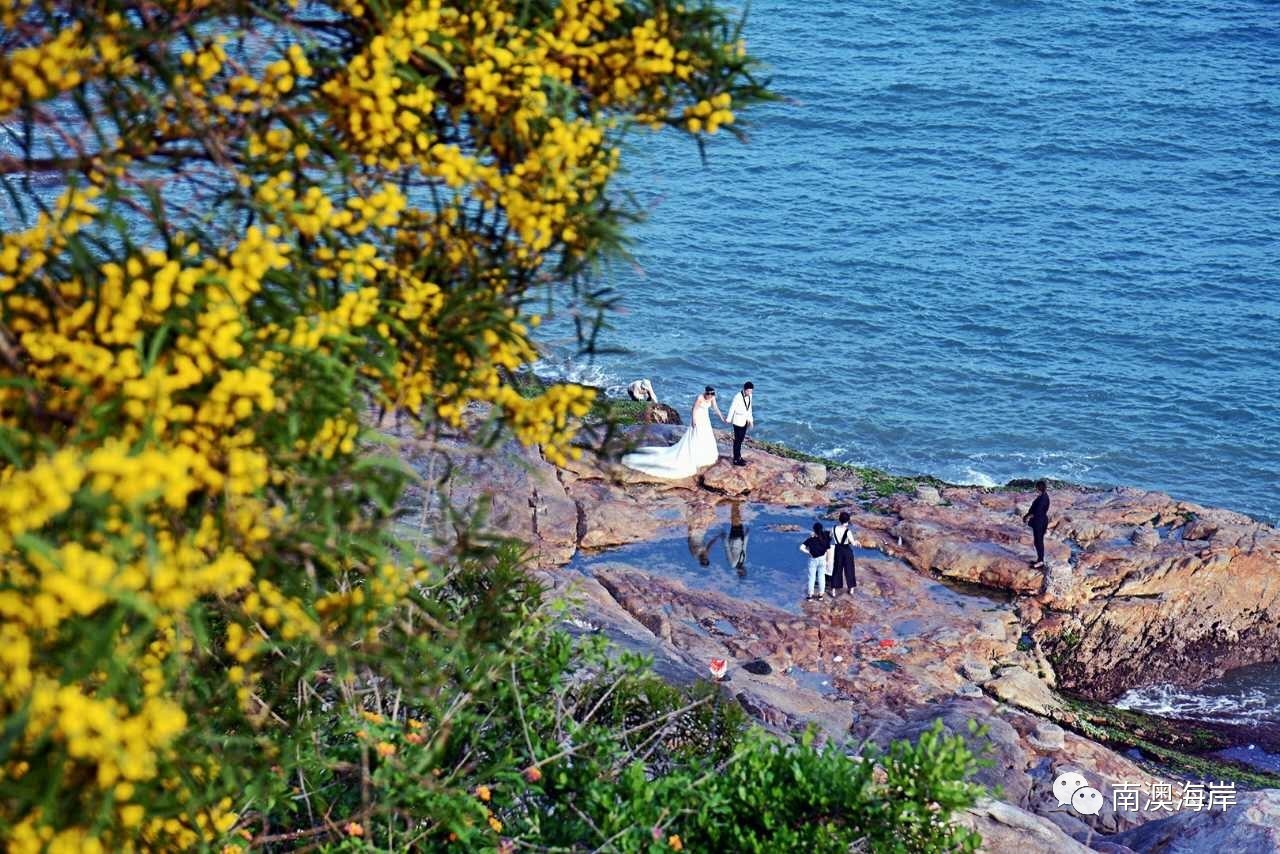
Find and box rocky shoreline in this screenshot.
[391,411,1280,852]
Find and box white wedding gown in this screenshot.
[622,399,719,479]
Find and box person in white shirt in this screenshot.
[725,381,754,466]
[627,378,658,403]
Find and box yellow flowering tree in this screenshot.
[0,0,771,849]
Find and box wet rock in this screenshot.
[889,508,1060,594]
[411,437,578,565]
[568,480,689,550]
[1027,739,1171,834]
[799,462,828,488]
[882,698,1034,803]
[1036,535,1280,700]
[1054,513,1111,547]
[1181,516,1218,542]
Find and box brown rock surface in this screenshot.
[699,452,828,506]
[641,402,682,424]
[398,421,1280,849]
[1028,497,1280,700]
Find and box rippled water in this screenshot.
[543,1,1280,523]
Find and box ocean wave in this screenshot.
[1116,682,1278,727]
[530,355,623,395]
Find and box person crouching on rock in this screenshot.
[627,378,658,402]
[829,511,858,595]
[1023,479,1050,569]
[800,522,831,601]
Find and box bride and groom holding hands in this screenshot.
[622,382,755,480]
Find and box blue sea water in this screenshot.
[543,1,1280,523]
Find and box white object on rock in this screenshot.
[916,484,943,505]
[627,378,658,402]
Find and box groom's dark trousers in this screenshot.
[732,424,748,462]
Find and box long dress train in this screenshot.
[621,400,718,479]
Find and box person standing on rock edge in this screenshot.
[1023,480,1051,569]
[726,382,754,466]
[829,511,858,594]
[800,522,830,600]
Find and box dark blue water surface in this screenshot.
[542,1,1280,522]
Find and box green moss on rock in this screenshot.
[1062,697,1280,790]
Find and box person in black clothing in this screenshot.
[1022,480,1050,568]
[799,522,830,600]
[828,511,858,595]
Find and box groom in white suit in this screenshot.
[726,381,754,466]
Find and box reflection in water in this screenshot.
[685,504,722,567]
[687,529,722,567]
[725,501,749,577]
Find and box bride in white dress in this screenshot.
[621,385,725,479]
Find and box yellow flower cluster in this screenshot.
[0,449,83,550]
[0,15,135,117]
[0,187,99,295]
[182,38,313,118]
[0,25,91,116]
[301,416,359,459]
[320,1,445,167]
[0,1,760,847]
[477,117,616,252]
[493,382,595,465]
[26,680,187,786]
[683,92,735,134]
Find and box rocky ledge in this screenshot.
[394,419,1280,852]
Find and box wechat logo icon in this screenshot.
[1053,770,1104,816]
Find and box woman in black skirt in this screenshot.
[828,511,858,596]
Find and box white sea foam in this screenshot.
[530,354,622,394]
[949,468,998,488]
[1115,683,1275,726]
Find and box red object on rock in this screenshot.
[878,638,896,649]
[709,658,728,679]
